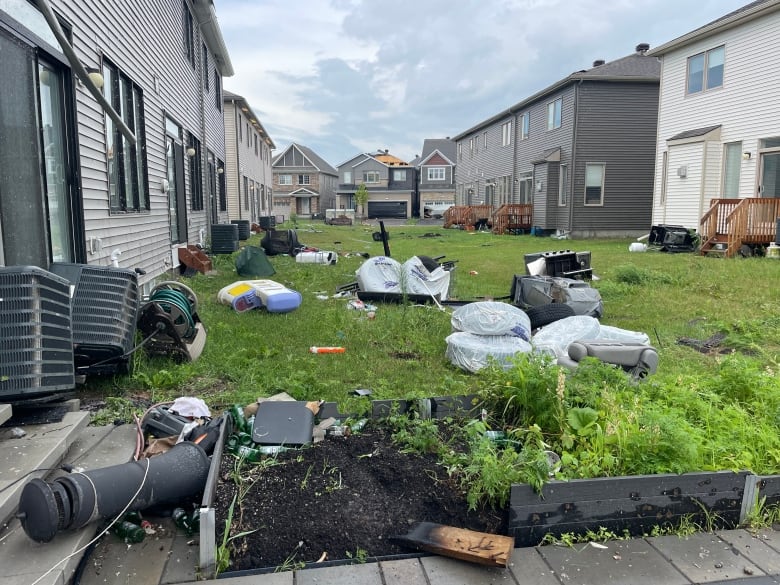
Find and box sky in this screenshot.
[216,0,748,167]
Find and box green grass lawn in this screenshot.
[89,221,780,490]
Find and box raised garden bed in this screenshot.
[196,395,780,577]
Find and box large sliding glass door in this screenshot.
[0,22,77,266]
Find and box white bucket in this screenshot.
[629,242,647,252]
[767,243,780,259]
[296,251,337,265]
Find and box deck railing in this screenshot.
[701,198,780,255]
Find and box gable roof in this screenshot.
[419,139,456,165]
[272,143,337,175]
[648,0,779,56]
[452,51,660,140]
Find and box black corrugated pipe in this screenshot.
[17,441,210,542]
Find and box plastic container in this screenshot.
[628,242,647,252]
[295,251,338,265]
[217,280,302,313]
[309,346,345,354]
[767,243,780,259]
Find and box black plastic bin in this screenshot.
[258,216,276,230]
[50,263,139,376]
[0,266,74,400]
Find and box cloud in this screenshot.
[217,0,748,165]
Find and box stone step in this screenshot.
[0,422,136,585]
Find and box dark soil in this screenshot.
[213,422,506,572]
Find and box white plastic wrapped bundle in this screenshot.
[445,332,532,372]
[451,301,531,341]
[596,324,651,345]
[531,315,601,358]
[356,256,402,293]
[402,256,451,300]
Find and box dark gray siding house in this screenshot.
[0,0,232,287]
[336,152,415,219]
[453,45,660,237]
[416,138,456,218]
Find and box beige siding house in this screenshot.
[223,91,275,225]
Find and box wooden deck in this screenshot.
[491,204,533,235]
[700,198,780,257]
[442,205,494,229]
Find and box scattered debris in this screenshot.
[677,332,730,354]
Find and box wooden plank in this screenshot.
[392,522,513,567]
[509,471,749,547]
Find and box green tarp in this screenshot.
[235,246,275,277]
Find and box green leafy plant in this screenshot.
[345,547,368,563]
[354,183,369,219]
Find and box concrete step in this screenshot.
[0,408,90,529]
[0,422,136,585]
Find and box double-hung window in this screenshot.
[547,98,562,130]
[298,174,310,185]
[501,121,512,146]
[343,171,352,184]
[103,60,149,213]
[584,163,605,206]
[363,171,380,184]
[278,174,292,185]
[687,46,724,94]
[520,112,530,140]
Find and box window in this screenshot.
[202,44,209,91]
[483,131,488,149]
[103,60,149,213]
[188,133,203,211]
[182,2,194,67]
[520,112,530,140]
[517,172,533,204]
[393,169,406,181]
[279,174,292,185]
[254,135,258,155]
[218,158,226,211]
[363,171,380,183]
[428,167,445,181]
[243,176,249,211]
[457,143,462,161]
[214,68,221,110]
[687,46,724,94]
[722,142,742,197]
[547,98,562,130]
[584,163,605,205]
[558,164,568,206]
[660,151,668,205]
[469,138,474,157]
[343,171,352,184]
[298,174,310,185]
[238,115,242,141]
[501,121,512,146]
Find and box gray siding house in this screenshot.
[224,91,275,225]
[0,0,232,287]
[415,139,456,218]
[336,151,415,219]
[453,46,660,237]
[272,144,338,220]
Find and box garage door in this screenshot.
[367,201,407,219]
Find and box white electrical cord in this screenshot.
[30,457,151,585]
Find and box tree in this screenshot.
[354,182,369,220]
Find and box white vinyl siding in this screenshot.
[651,9,780,227]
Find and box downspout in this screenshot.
[568,80,582,231]
[234,99,242,220]
[33,0,135,144]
